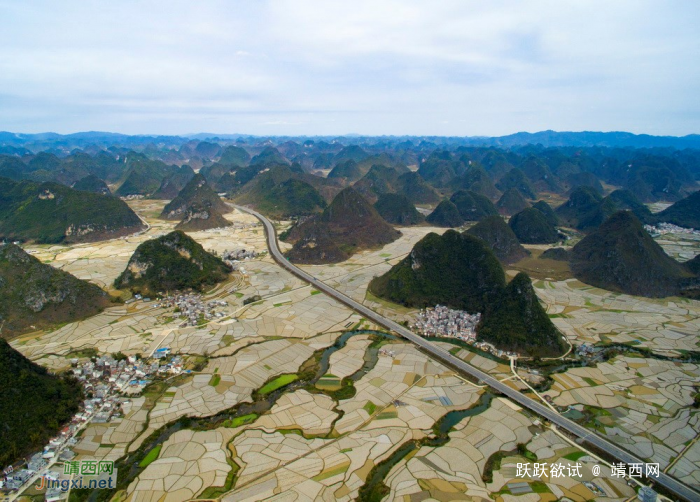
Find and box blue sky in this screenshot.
[1,0,699,136]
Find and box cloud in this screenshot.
[0,0,698,135]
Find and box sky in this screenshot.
[1,0,699,137]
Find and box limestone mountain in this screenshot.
[334,145,368,163]
[555,187,605,230]
[368,230,564,357]
[450,190,498,222]
[283,187,400,264]
[374,193,424,225]
[174,203,232,232]
[199,162,232,188]
[236,176,327,219]
[394,171,440,204]
[451,166,500,200]
[606,189,654,222]
[426,200,464,227]
[685,254,700,275]
[150,165,196,200]
[233,165,330,218]
[496,188,530,216]
[496,168,537,199]
[418,150,465,188]
[160,174,228,220]
[194,141,222,159]
[0,178,145,243]
[509,207,560,244]
[218,145,251,166]
[114,231,232,294]
[557,187,653,231]
[540,247,570,261]
[466,215,529,264]
[328,160,362,182]
[478,272,566,357]
[532,200,559,227]
[114,154,178,197]
[72,174,110,195]
[250,146,287,166]
[0,338,82,467]
[355,154,410,179]
[369,231,505,312]
[519,156,563,193]
[0,244,111,338]
[565,171,604,195]
[352,165,402,204]
[570,211,697,297]
[656,190,700,229]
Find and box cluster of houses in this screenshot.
[221,247,260,271]
[1,350,187,498]
[412,306,522,359]
[157,293,230,327]
[412,305,482,342]
[644,222,700,237]
[576,343,601,358]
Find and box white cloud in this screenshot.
[0,0,698,135]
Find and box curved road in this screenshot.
[234,204,699,502]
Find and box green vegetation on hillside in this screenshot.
[114,154,178,197]
[395,171,440,204]
[519,156,562,193]
[150,165,195,200]
[540,247,570,261]
[426,199,463,227]
[114,231,231,294]
[0,338,83,466]
[352,165,402,203]
[369,230,565,356]
[328,159,362,182]
[479,272,565,356]
[218,145,251,166]
[0,177,145,243]
[250,146,288,166]
[657,190,700,229]
[496,188,530,216]
[0,244,111,338]
[450,190,498,222]
[72,174,110,195]
[284,187,400,264]
[235,167,327,218]
[496,168,536,199]
[175,203,232,231]
[570,211,698,297]
[509,207,560,244]
[160,174,228,220]
[369,231,505,312]
[374,193,424,225]
[466,215,529,264]
[532,200,558,226]
[557,187,654,231]
[451,166,500,199]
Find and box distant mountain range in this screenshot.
[2,130,700,151]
